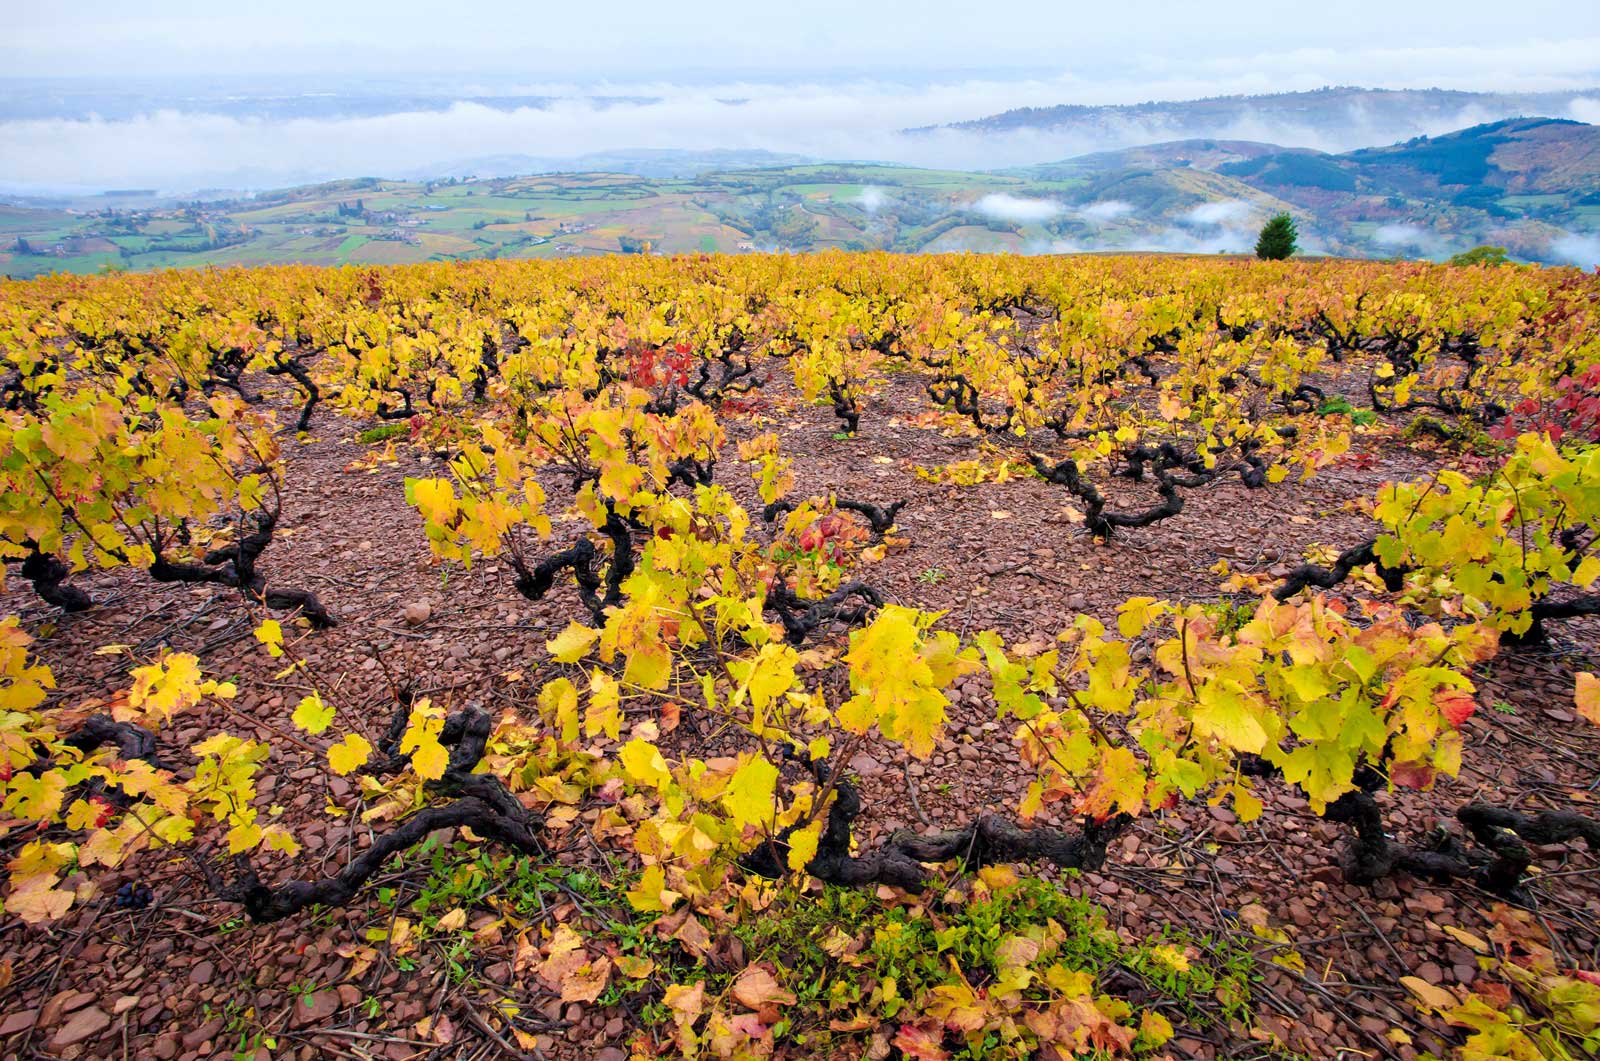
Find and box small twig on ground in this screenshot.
[903,759,933,828]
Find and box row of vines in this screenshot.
[1,252,1598,1059]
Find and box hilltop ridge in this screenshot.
[3,117,1597,274]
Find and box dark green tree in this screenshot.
[1448,245,1510,267]
[1255,213,1298,260]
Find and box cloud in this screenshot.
[0,82,1192,192]
[1125,228,1255,254]
[972,193,1062,222]
[1371,222,1453,257]
[1570,97,1600,124]
[3,57,1600,194]
[1373,223,1426,245]
[1077,200,1135,221]
[1182,200,1254,226]
[1042,238,1085,254]
[855,186,890,212]
[1551,232,1600,269]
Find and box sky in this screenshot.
[4,0,1599,85]
[1,0,1598,193]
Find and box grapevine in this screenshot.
[1,253,1597,1061]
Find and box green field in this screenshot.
[3,163,1269,277]
[4,136,1591,276]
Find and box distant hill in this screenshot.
[1339,118,1600,198]
[405,149,816,182]
[925,86,1600,152]
[3,120,1597,275]
[1013,140,1309,179]
[1218,118,1600,197]
[1195,118,1600,257]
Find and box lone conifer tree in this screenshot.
[1255,213,1298,260]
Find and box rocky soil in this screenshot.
[1,378,1596,1061]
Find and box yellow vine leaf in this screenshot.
[1139,1011,1174,1048]
[625,864,682,913]
[63,798,101,832]
[787,818,823,873]
[538,677,581,743]
[1148,944,1191,973]
[328,733,373,776]
[1116,597,1165,638]
[547,622,600,663]
[1577,672,1599,727]
[722,754,779,829]
[262,826,301,856]
[585,671,622,740]
[253,618,284,657]
[838,605,955,759]
[127,652,206,723]
[400,709,449,781]
[4,771,69,822]
[729,643,798,714]
[227,818,263,854]
[291,692,335,735]
[620,738,671,790]
[1190,683,1269,755]
[5,841,76,922]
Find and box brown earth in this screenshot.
[1,373,1596,1061]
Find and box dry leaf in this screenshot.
[731,964,797,1011]
[538,924,613,1002]
[659,701,682,733]
[1442,926,1489,952]
[1401,975,1455,1010]
[664,981,706,1024]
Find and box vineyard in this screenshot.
[0,251,1597,1061]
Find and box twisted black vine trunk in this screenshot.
[828,381,859,435]
[374,387,415,420]
[19,546,93,612]
[763,497,905,537]
[1239,756,1600,896]
[203,346,259,405]
[1273,538,1411,600]
[472,330,501,403]
[1272,538,1597,645]
[510,506,634,625]
[685,337,763,404]
[1503,595,1600,646]
[741,751,1127,888]
[216,706,543,922]
[1457,804,1600,895]
[20,714,160,856]
[836,498,905,536]
[266,355,320,432]
[66,715,163,768]
[1320,788,1481,884]
[148,508,335,628]
[1030,454,1184,540]
[765,580,883,645]
[667,457,716,491]
[927,374,1016,434]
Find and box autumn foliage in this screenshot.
[2,252,1599,1060]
